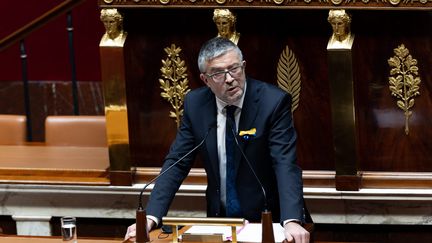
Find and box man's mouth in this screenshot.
[227,86,237,92]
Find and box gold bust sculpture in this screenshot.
[327,9,353,48]
[100,8,126,46]
[213,9,240,45]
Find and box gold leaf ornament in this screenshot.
[159,44,191,128]
[276,45,302,113]
[388,44,421,135]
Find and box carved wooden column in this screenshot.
[99,8,132,186]
[327,10,360,191]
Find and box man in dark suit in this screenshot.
[126,37,310,243]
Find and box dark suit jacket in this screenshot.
[147,78,306,225]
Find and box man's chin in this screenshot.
[226,94,242,104]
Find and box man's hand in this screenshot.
[284,221,310,243]
[124,219,155,242]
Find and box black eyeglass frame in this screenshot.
[205,62,245,83]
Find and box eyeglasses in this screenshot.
[205,63,244,83]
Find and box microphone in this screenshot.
[227,118,275,243]
[135,124,215,243]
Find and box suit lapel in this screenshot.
[235,78,260,173]
[201,91,220,185]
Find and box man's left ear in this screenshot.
[242,60,246,69]
[200,73,210,86]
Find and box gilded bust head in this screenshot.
[213,9,240,45]
[100,8,124,40]
[328,9,351,42]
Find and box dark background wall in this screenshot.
[0,0,105,141]
[0,0,103,82]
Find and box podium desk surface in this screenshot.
[0,236,120,243]
[0,145,110,185]
[145,228,357,243]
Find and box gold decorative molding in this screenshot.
[159,44,191,128]
[388,44,421,135]
[100,0,432,8]
[276,45,301,113]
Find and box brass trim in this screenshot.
[162,217,245,243]
[99,0,432,7]
[163,217,245,226]
[388,44,421,135]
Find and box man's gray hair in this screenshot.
[197,37,243,73]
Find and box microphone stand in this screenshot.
[135,206,149,243]
[261,209,275,243]
[228,119,275,243]
[135,126,214,243]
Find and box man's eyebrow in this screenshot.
[207,66,225,73]
[208,63,241,72]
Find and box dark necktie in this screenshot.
[225,105,241,217]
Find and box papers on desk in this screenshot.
[183,223,286,242]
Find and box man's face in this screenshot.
[200,50,246,105]
[215,17,232,38]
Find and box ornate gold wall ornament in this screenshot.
[276,45,301,113]
[101,0,432,6]
[388,44,421,135]
[330,0,343,5]
[389,0,401,5]
[273,0,284,5]
[159,44,191,128]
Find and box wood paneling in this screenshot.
[353,11,432,172]
[123,9,334,170]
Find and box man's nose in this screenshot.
[224,72,235,83]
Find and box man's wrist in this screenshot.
[146,215,159,228]
[283,219,302,227]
